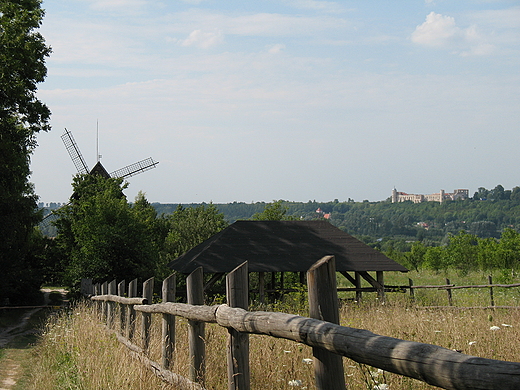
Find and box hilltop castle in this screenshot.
[391,188,469,203]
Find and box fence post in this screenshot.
[226,262,250,390]
[307,256,346,390]
[118,280,126,334]
[488,275,495,307]
[107,279,117,328]
[101,281,108,322]
[93,283,100,313]
[162,273,176,370]
[127,278,138,340]
[142,277,154,352]
[355,272,362,303]
[409,278,415,302]
[446,278,453,306]
[187,267,206,385]
[258,272,265,304]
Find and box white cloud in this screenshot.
[85,0,147,11]
[411,12,459,47]
[411,12,497,56]
[181,30,224,48]
[282,0,346,13]
[268,43,286,54]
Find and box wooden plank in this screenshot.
[258,272,265,304]
[214,305,520,390]
[114,333,205,390]
[489,275,495,307]
[187,267,205,385]
[135,302,218,322]
[226,262,250,390]
[142,277,154,351]
[91,295,147,305]
[128,278,138,340]
[108,280,117,329]
[118,280,126,334]
[162,273,176,370]
[307,256,346,390]
[203,273,225,292]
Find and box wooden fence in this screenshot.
[90,256,520,390]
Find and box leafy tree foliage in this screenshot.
[388,229,520,277]
[54,175,164,291]
[160,204,228,278]
[251,200,295,221]
[0,0,51,304]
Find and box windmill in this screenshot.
[40,128,158,228]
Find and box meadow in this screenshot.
[16,270,520,390]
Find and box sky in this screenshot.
[30,0,520,204]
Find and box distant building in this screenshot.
[391,188,469,203]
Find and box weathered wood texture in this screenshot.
[226,262,250,390]
[214,305,520,390]
[162,273,176,370]
[142,277,154,351]
[307,256,346,390]
[91,295,147,305]
[187,268,205,385]
[114,333,204,390]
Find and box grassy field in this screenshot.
[13,270,520,390]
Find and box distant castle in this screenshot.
[391,188,469,203]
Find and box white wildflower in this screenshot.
[490,326,500,331]
[302,358,313,364]
[502,323,513,328]
[434,330,442,333]
[374,384,389,390]
[284,350,292,353]
[468,341,477,346]
[288,379,302,386]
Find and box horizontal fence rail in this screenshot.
[90,257,520,390]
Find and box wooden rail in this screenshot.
[91,257,520,390]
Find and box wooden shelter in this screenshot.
[168,220,408,300]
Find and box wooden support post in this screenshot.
[101,281,108,322]
[142,277,154,352]
[162,273,176,370]
[127,278,138,340]
[258,272,265,304]
[446,278,453,306]
[299,271,305,285]
[118,280,126,334]
[488,275,495,307]
[94,283,101,313]
[307,256,346,390]
[107,279,116,328]
[226,262,250,390]
[409,278,415,302]
[187,268,205,384]
[376,271,384,302]
[280,272,285,296]
[355,272,362,303]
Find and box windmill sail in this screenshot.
[61,129,89,174]
[109,157,158,179]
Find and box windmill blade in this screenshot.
[61,128,89,174]
[110,157,159,179]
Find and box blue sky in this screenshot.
[31,0,520,204]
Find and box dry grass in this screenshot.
[23,276,520,390]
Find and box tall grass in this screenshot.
[24,271,520,389]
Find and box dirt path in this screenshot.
[0,289,67,389]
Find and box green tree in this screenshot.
[251,200,295,221]
[160,204,227,272]
[54,175,162,292]
[0,0,51,304]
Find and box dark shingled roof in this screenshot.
[168,220,408,274]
